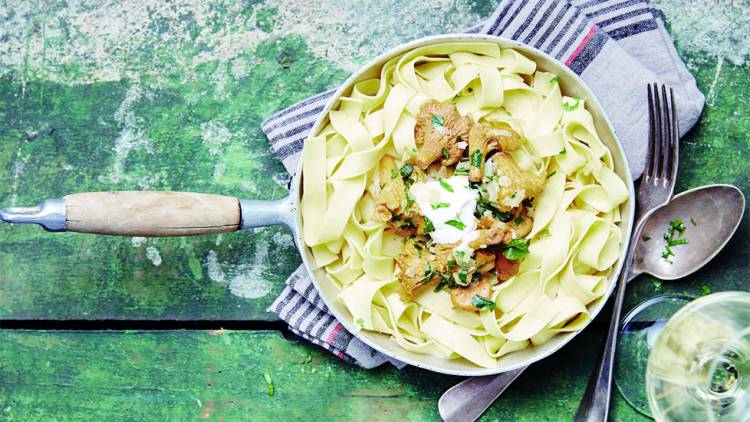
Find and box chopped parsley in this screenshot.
[400,163,414,179]
[549,75,559,85]
[690,217,697,226]
[454,161,470,176]
[431,202,450,210]
[562,98,580,112]
[559,148,567,155]
[356,318,365,327]
[431,114,445,128]
[470,150,483,168]
[513,216,525,226]
[549,170,557,177]
[442,149,451,159]
[475,197,513,222]
[642,235,652,241]
[390,168,398,179]
[439,178,454,192]
[263,372,275,397]
[457,267,469,284]
[472,295,496,311]
[445,220,466,230]
[421,263,434,284]
[503,238,530,261]
[661,218,689,264]
[423,216,435,233]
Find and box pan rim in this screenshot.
[288,33,636,376]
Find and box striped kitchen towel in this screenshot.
[266,0,705,368]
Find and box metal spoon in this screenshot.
[438,184,745,422]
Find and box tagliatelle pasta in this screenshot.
[301,42,628,368]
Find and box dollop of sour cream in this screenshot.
[409,175,479,255]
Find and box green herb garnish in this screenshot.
[431,114,445,128]
[471,295,496,311]
[445,220,466,230]
[503,238,530,261]
[423,216,435,233]
[513,216,524,226]
[550,75,559,85]
[439,178,454,192]
[562,98,580,111]
[442,149,450,159]
[475,197,512,222]
[559,148,567,155]
[431,202,450,210]
[457,267,469,284]
[356,318,365,327]
[661,218,689,264]
[263,372,275,397]
[400,163,414,179]
[390,168,398,179]
[454,161,470,176]
[421,263,434,284]
[470,150,483,168]
[549,170,557,177]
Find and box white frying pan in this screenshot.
[0,35,635,376]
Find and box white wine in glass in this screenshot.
[646,291,750,421]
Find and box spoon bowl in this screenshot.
[632,184,745,281]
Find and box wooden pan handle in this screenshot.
[63,191,241,237]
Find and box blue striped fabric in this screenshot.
[266,0,704,368]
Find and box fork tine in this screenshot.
[644,83,657,179]
[650,84,663,178]
[659,85,674,180]
[668,87,679,182]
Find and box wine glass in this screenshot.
[615,294,693,417]
[645,291,750,421]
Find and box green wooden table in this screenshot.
[1,1,748,420]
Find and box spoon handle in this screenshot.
[438,366,526,422]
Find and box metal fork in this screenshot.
[573,83,679,422]
[438,84,679,422]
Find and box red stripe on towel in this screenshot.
[325,322,343,345]
[566,25,598,66]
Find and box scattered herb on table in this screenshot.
[295,352,312,365]
[472,295,496,311]
[691,217,697,226]
[263,371,275,397]
[503,239,530,260]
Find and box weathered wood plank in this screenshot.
[0,329,648,421]
[0,1,747,324]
